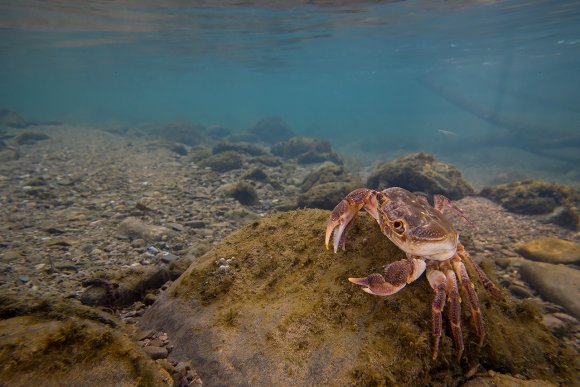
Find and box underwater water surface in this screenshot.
[1,0,579,184]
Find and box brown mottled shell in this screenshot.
[379,187,456,243]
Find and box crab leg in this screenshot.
[445,268,464,359]
[349,258,425,296]
[433,194,474,227]
[452,257,485,345]
[457,244,503,299]
[427,269,447,360]
[325,188,380,252]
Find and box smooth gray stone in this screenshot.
[519,261,580,319]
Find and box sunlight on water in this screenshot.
[1,0,579,182]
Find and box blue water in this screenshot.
[1,0,580,178]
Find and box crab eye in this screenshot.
[393,220,405,234]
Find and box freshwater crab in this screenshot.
[325,187,502,359]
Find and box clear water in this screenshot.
[1,0,579,185]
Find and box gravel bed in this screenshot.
[1,124,578,383]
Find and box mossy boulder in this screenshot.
[367,153,475,200]
[206,125,231,139]
[248,154,283,167]
[212,141,268,157]
[80,265,178,308]
[297,163,362,210]
[247,117,295,144]
[228,181,259,206]
[297,181,360,210]
[242,167,269,182]
[150,122,206,147]
[480,180,579,230]
[140,210,574,386]
[0,291,171,386]
[300,162,360,192]
[199,151,243,172]
[272,136,343,165]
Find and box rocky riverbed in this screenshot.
[0,123,579,385]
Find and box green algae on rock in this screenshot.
[480,180,579,230]
[367,153,475,200]
[225,181,260,206]
[297,181,361,210]
[0,292,171,386]
[271,136,343,165]
[300,162,355,192]
[199,150,243,172]
[140,209,574,386]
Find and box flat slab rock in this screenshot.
[519,261,580,319]
[516,237,580,265]
[140,209,574,386]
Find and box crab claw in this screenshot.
[325,188,375,252]
[325,200,356,252]
[349,274,405,296]
[349,259,426,296]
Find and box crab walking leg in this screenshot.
[452,258,485,345]
[325,188,380,252]
[457,244,503,299]
[445,268,464,359]
[427,269,447,360]
[433,194,474,227]
[349,258,426,296]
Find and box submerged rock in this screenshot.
[246,116,295,144]
[169,143,188,156]
[242,167,269,182]
[117,218,175,241]
[516,237,580,265]
[228,181,259,206]
[199,151,243,172]
[0,108,28,128]
[143,345,168,360]
[140,209,574,386]
[271,136,343,165]
[81,265,176,307]
[519,261,580,319]
[0,291,171,386]
[480,180,579,230]
[300,162,360,192]
[206,125,231,139]
[367,152,475,200]
[14,132,50,145]
[297,181,359,210]
[212,141,268,156]
[150,122,206,147]
[0,148,18,162]
[297,162,361,210]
